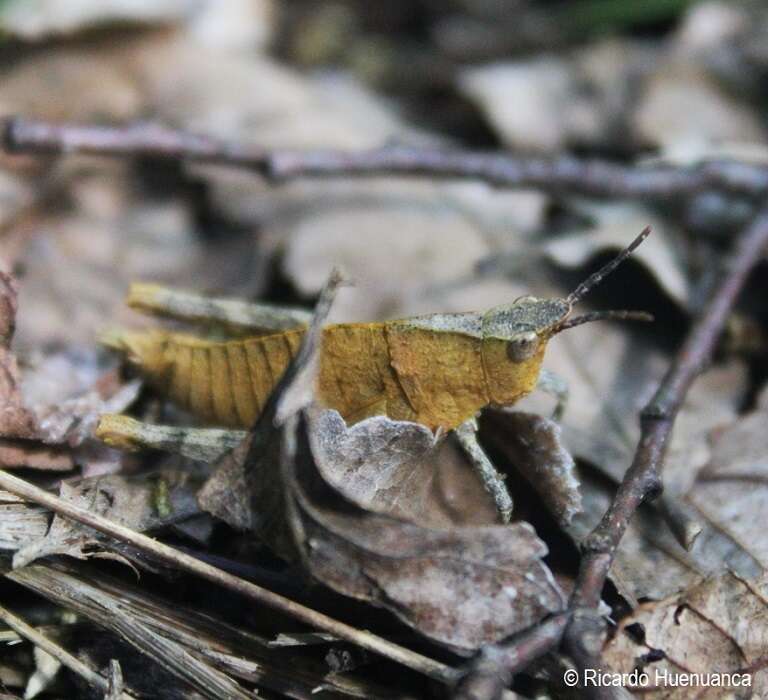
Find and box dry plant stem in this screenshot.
[452,612,571,700]
[564,207,768,693]
[7,117,768,198]
[0,603,133,699]
[0,469,458,686]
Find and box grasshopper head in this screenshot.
[481,296,570,362]
[480,296,570,405]
[479,227,653,405]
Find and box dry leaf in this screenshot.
[633,56,765,151]
[458,57,582,152]
[0,276,139,471]
[308,408,498,527]
[544,204,689,307]
[0,490,49,552]
[687,402,768,568]
[284,409,566,653]
[483,410,581,527]
[603,571,768,697]
[13,472,203,569]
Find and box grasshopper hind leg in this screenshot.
[537,369,569,422]
[455,418,513,523]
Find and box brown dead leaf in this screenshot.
[284,409,567,653]
[13,471,203,569]
[537,327,754,602]
[0,275,139,471]
[603,571,768,697]
[0,271,39,440]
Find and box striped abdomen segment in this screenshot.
[120,324,410,428]
[121,329,305,427]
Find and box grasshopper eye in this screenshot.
[507,331,539,362]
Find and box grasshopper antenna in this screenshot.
[566,226,651,306]
[555,309,653,334]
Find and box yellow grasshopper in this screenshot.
[99,228,651,520]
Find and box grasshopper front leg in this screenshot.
[455,418,514,523]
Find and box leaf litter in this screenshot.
[3,2,768,697]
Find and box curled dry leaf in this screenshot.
[483,410,581,527]
[283,409,566,653]
[13,472,203,569]
[106,409,500,528]
[603,571,768,697]
[307,408,498,527]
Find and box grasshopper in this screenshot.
[99,228,651,520]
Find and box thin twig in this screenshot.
[563,205,768,690]
[0,469,459,686]
[0,603,134,699]
[6,117,768,198]
[452,612,571,700]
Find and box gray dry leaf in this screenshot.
[458,57,582,152]
[483,410,581,527]
[632,53,765,153]
[285,410,567,653]
[456,38,650,153]
[0,490,49,552]
[543,203,689,307]
[13,472,202,569]
[686,400,768,568]
[307,408,498,527]
[602,571,768,697]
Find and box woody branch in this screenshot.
[6,116,768,198]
